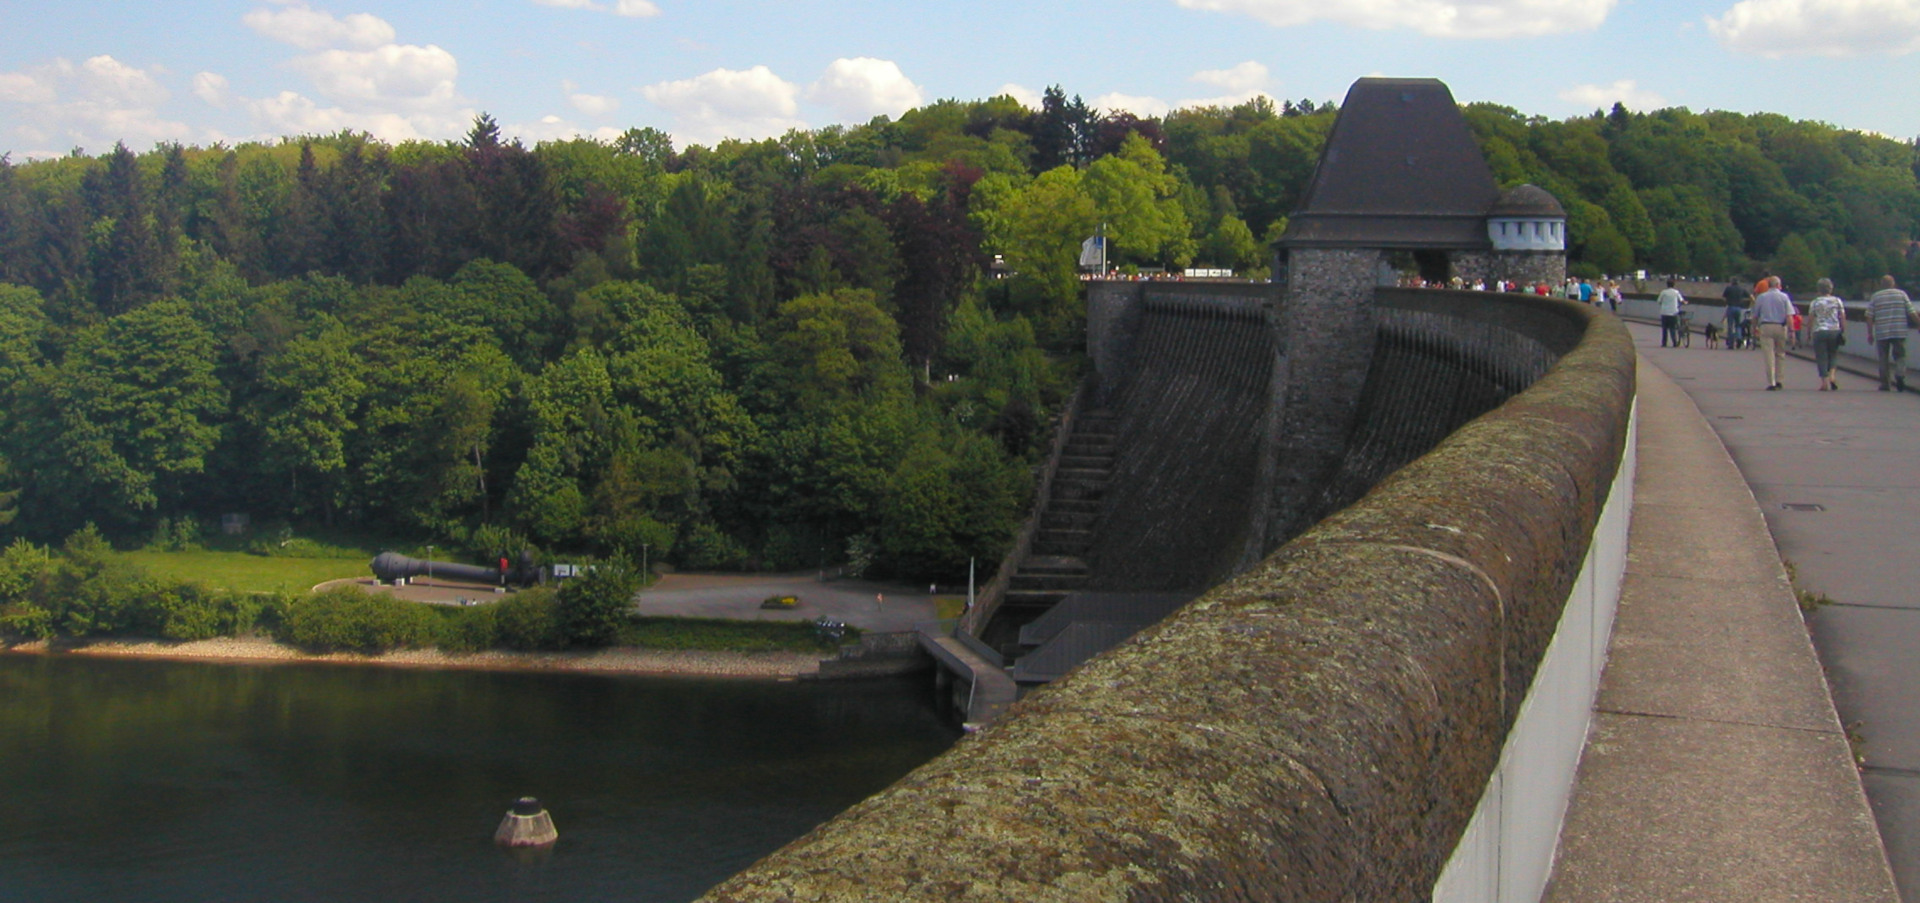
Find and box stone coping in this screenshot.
[702,293,1634,902]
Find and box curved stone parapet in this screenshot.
[701,293,1636,902]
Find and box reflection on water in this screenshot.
[0,654,957,903]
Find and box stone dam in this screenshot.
[701,78,1635,901]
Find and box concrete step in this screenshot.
[1032,540,1094,558]
[1055,467,1111,483]
[1038,528,1093,547]
[1042,511,1100,531]
[1048,499,1100,514]
[1065,439,1117,456]
[1021,555,1089,576]
[1011,573,1088,592]
[1001,590,1068,610]
[1058,454,1115,470]
[1051,481,1106,502]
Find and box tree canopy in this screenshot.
[1,89,1915,579]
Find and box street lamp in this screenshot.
[426,544,433,585]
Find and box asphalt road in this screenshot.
[635,571,945,633]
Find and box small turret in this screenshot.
[1487,184,1567,252]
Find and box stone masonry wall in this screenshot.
[1267,247,1384,547]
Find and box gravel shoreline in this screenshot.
[1,635,824,679]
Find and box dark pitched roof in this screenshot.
[1490,184,1566,218]
[1279,77,1501,250]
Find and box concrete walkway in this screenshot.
[1545,323,1899,901]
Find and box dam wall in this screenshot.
[702,292,1638,901]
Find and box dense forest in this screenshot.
[0,88,1916,580]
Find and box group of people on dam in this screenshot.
[1656,273,1917,393]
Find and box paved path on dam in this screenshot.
[1546,322,1901,901]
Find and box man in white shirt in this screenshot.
[1753,276,1795,389]
[1657,279,1686,348]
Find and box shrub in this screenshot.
[0,602,53,640]
[277,587,439,653]
[492,588,565,650]
[556,556,641,647]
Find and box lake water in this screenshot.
[0,654,957,902]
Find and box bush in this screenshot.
[0,602,53,640]
[556,556,641,648]
[493,588,565,650]
[277,587,439,653]
[152,584,268,641]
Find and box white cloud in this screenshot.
[290,43,460,108]
[505,113,624,144]
[1708,0,1920,56]
[642,65,805,145]
[194,71,232,107]
[533,0,661,18]
[563,80,620,116]
[1558,79,1667,110]
[0,56,191,156]
[77,56,167,106]
[244,1,396,49]
[1175,0,1616,38]
[996,83,1042,110]
[0,68,58,105]
[1176,90,1277,110]
[807,58,924,121]
[1192,61,1270,92]
[1092,92,1173,118]
[245,89,474,142]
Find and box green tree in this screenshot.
[14,300,224,526]
[878,431,1024,578]
[251,325,365,516]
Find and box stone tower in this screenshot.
[1263,77,1567,547]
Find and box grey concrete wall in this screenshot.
[700,295,1636,902]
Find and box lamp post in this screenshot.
[426,544,433,585]
[641,543,649,585]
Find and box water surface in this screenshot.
[0,654,956,902]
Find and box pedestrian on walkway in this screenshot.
[1808,278,1847,391]
[1657,279,1686,347]
[1754,276,1795,389]
[1868,274,1917,391]
[1722,279,1752,349]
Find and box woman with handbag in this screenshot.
[1809,278,1847,391]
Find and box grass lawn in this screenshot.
[122,549,369,595]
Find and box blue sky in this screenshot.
[4,0,1918,159]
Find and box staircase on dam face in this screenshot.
[992,409,1118,651]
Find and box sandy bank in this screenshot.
[1,635,823,679]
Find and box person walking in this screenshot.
[1722,278,1752,350]
[1754,276,1794,389]
[1657,279,1686,347]
[1868,274,1917,391]
[1807,278,1846,391]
